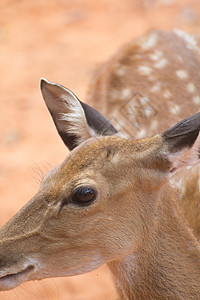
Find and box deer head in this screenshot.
[0,79,199,293]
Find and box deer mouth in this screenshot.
[0,265,34,290]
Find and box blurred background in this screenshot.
[0,0,200,299]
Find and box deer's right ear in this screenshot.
[40,79,118,151]
[162,112,200,174]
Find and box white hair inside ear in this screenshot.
[59,94,97,145]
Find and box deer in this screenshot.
[0,29,200,299]
[87,29,200,239]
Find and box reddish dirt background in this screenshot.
[0,0,200,299]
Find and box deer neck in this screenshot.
[108,186,200,300]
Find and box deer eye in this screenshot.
[71,186,97,206]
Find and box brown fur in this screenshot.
[87,29,200,240]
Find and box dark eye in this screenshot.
[71,186,97,206]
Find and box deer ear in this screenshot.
[40,79,118,151]
[162,112,200,174]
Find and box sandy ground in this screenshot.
[0,0,200,299]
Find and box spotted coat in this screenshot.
[87,29,200,238]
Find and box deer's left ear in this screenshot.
[40,79,118,151]
[162,112,200,174]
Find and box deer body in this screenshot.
[87,29,200,136]
[0,30,200,299]
[87,29,200,238]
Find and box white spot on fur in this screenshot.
[186,165,192,170]
[142,33,158,50]
[136,129,146,138]
[155,58,168,69]
[170,104,180,114]
[121,88,132,99]
[149,50,163,61]
[139,97,149,105]
[151,82,161,93]
[163,90,172,99]
[193,95,200,105]
[150,120,158,131]
[174,29,198,49]
[138,66,152,76]
[115,67,126,76]
[144,107,154,118]
[176,69,188,79]
[187,83,196,93]
[143,107,153,118]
